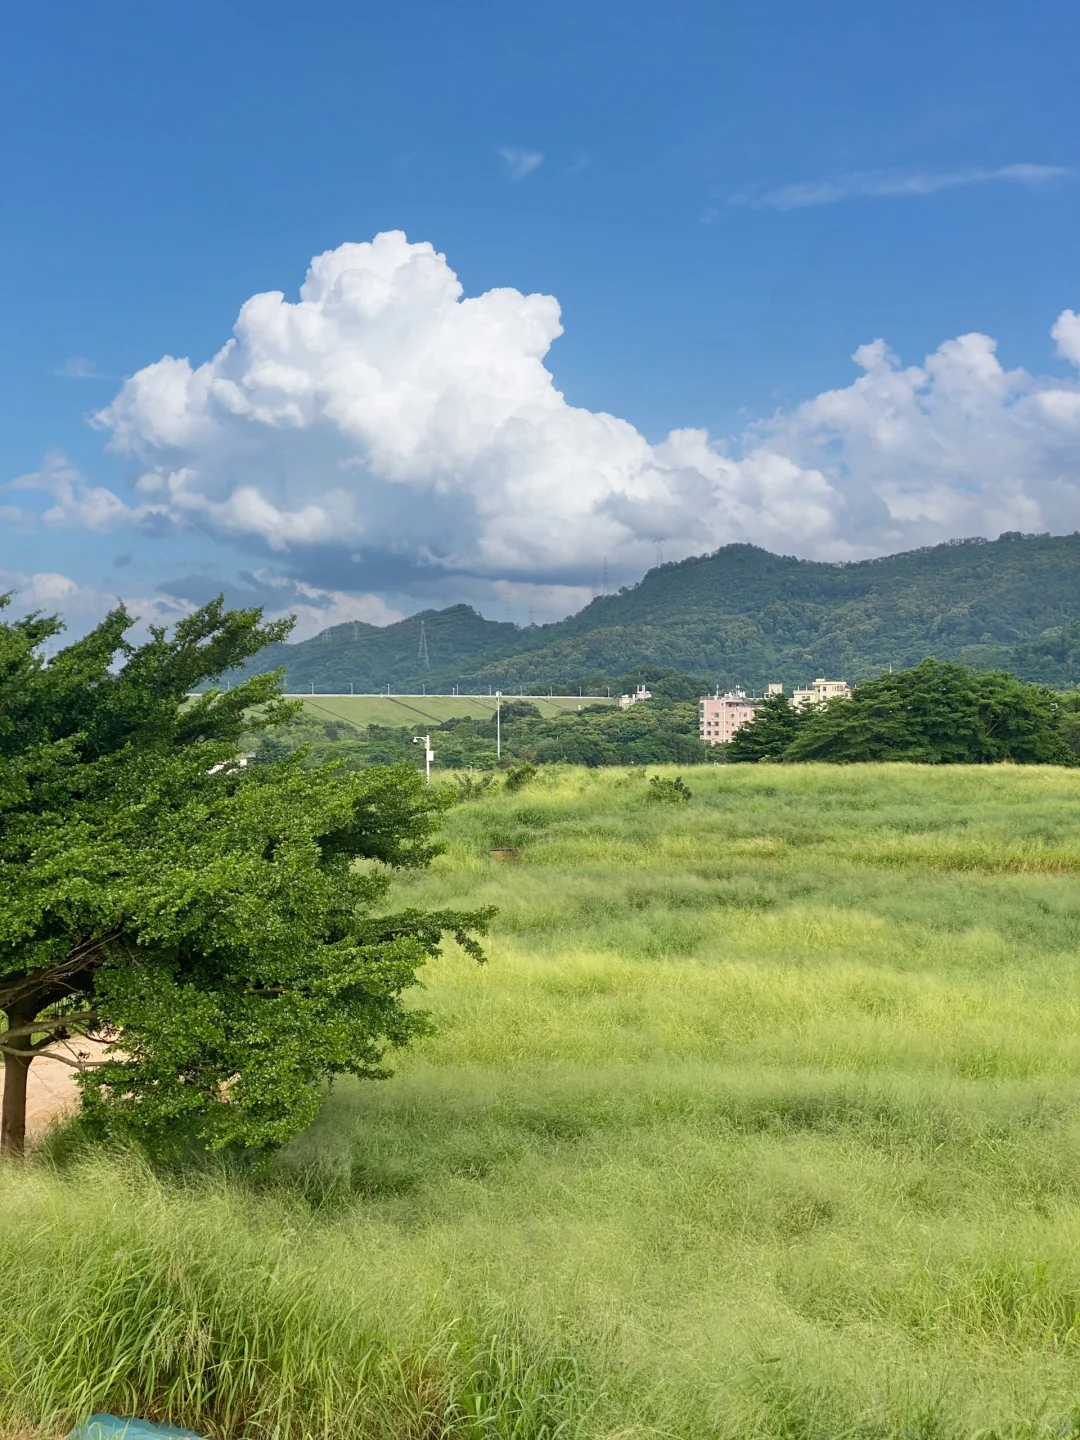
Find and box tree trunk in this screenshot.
[1,1048,31,1158]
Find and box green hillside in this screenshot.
[240,532,1080,692]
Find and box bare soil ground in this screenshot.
[0,1040,109,1141]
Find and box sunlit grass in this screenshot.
[295,694,613,728]
[7,764,1080,1437]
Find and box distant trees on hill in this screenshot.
[253,690,709,770]
[236,534,1080,694]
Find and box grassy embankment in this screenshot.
[7,765,1080,1438]
[294,694,613,729]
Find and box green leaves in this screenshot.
[646,775,692,804]
[728,694,808,763]
[1,598,490,1158]
[729,660,1077,766]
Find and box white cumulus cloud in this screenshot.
[10,451,166,532]
[0,564,397,649]
[27,228,1075,594]
[0,566,194,648]
[244,573,403,638]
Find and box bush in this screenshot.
[504,763,538,793]
[455,774,496,802]
[646,775,692,803]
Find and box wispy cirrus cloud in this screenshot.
[52,356,112,379]
[731,162,1070,211]
[499,146,544,180]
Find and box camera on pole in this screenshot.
[412,734,434,784]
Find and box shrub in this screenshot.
[504,763,538,793]
[646,775,692,804]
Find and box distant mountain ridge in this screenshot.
[239,533,1080,692]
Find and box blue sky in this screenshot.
[2,0,1080,636]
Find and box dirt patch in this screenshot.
[1,1039,111,1141]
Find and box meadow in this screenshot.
[292,694,613,728]
[6,764,1080,1438]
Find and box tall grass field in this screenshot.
[7,764,1080,1438]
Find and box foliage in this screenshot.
[727,692,807,762]
[618,666,710,701]
[785,660,1075,764]
[0,598,491,1158]
[503,762,538,793]
[11,765,1080,1437]
[1054,686,1080,759]
[252,707,368,767]
[455,773,496,802]
[498,700,543,722]
[724,660,1077,765]
[238,532,1080,692]
[256,694,710,772]
[645,774,692,803]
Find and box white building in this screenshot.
[618,685,652,711]
[698,689,760,745]
[791,678,850,709]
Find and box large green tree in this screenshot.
[785,660,1075,764]
[0,598,489,1157]
[727,693,808,762]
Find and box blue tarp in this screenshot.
[68,1416,207,1439]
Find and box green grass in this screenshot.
[9,764,1080,1437]
[293,694,614,728]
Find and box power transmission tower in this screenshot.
[654,539,664,566]
[602,557,609,594]
[418,620,430,670]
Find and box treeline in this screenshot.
[253,660,1080,772]
[254,697,708,770]
[728,660,1080,765]
[252,669,710,770]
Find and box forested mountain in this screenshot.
[238,532,1080,692]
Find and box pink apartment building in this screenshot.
[698,690,760,745]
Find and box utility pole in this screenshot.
[495,691,502,761]
[412,734,434,784]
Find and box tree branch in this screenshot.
[0,931,123,1009]
[0,1044,107,1068]
[0,1012,98,1042]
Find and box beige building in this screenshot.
[699,689,760,745]
[791,678,850,709]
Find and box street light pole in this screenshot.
[412,734,433,784]
[495,691,501,761]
